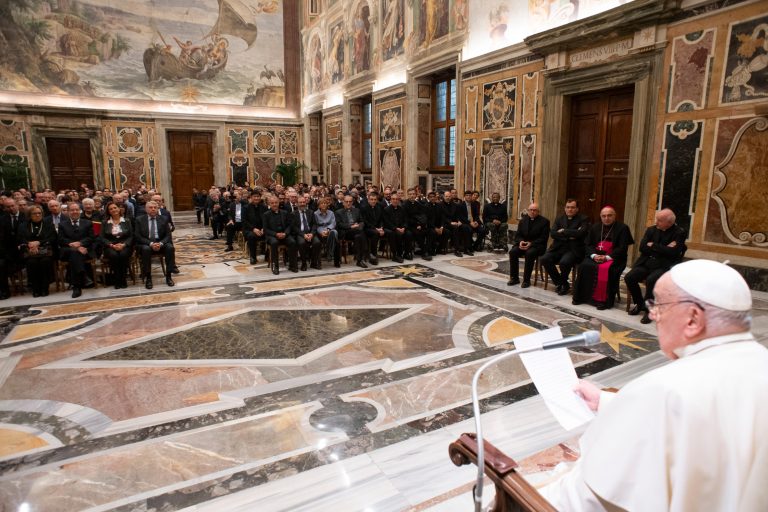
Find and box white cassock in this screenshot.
[540,332,768,511]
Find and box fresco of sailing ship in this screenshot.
[143,0,258,82]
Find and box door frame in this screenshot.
[156,122,227,211]
[539,50,665,255]
[31,126,103,191]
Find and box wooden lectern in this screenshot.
[449,433,557,512]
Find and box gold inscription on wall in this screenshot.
[569,39,634,67]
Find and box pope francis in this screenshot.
[539,259,768,511]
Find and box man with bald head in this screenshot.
[540,260,768,511]
[624,208,687,323]
[508,202,549,288]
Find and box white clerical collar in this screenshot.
[674,331,755,359]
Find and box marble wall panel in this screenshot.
[102,121,158,189]
[0,119,29,151]
[0,118,33,189]
[350,117,362,173]
[464,139,477,190]
[279,130,298,155]
[465,85,478,133]
[720,14,768,105]
[254,157,276,188]
[326,119,343,152]
[667,30,715,112]
[481,137,513,205]
[379,106,403,143]
[483,79,516,131]
[119,157,145,190]
[224,126,302,186]
[518,134,536,217]
[659,120,703,234]
[706,116,768,247]
[521,72,539,128]
[229,129,249,153]
[328,154,343,186]
[254,131,276,154]
[417,103,431,171]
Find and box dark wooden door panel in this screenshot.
[566,86,634,223]
[47,138,94,192]
[169,131,214,210]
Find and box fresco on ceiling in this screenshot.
[465,0,636,59]
[381,0,405,61]
[0,0,286,108]
[349,0,372,75]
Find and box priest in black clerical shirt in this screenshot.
[262,195,297,275]
[541,198,590,295]
[508,202,549,288]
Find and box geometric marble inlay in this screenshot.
[484,316,537,346]
[88,308,406,361]
[0,428,48,457]
[4,316,95,344]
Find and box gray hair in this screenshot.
[675,287,752,331]
[82,198,95,207]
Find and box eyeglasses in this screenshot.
[645,299,705,314]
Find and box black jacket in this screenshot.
[548,213,590,258]
[633,224,686,270]
[514,214,550,250]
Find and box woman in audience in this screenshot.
[18,205,57,297]
[314,197,340,268]
[101,202,133,289]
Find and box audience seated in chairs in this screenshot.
[624,208,687,324]
[572,205,635,310]
[335,195,368,268]
[443,191,473,257]
[262,195,298,275]
[314,197,339,268]
[293,195,321,271]
[541,198,590,296]
[17,205,56,297]
[404,188,432,261]
[58,202,95,298]
[135,200,175,289]
[361,192,386,265]
[383,193,412,263]
[101,202,133,289]
[508,202,550,289]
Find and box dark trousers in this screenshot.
[365,228,387,258]
[104,246,132,285]
[470,224,486,250]
[340,228,367,262]
[509,245,544,282]
[25,256,53,295]
[138,243,175,277]
[449,223,472,252]
[60,247,90,286]
[226,222,242,246]
[386,229,413,258]
[541,249,581,287]
[0,258,9,295]
[296,234,322,265]
[624,264,670,308]
[266,236,298,269]
[486,222,507,249]
[246,231,265,260]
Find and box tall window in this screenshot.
[362,101,372,173]
[432,75,456,171]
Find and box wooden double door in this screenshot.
[566,86,634,223]
[168,131,214,210]
[46,138,94,191]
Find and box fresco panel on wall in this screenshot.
[721,14,768,105]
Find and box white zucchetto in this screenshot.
[669,259,752,312]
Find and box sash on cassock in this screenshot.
[592,240,614,303]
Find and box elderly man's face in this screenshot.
[650,275,695,359]
[146,202,159,217]
[600,208,616,226]
[5,199,17,214]
[391,195,400,207]
[527,203,539,219]
[83,202,94,213]
[268,197,279,211]
[68,204,81,221]
[48,201,60,215]
[298,196,307,209]
[656,212,674,231]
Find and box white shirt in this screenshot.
[540,332,768,512]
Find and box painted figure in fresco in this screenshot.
[380,148,401,190]
[488,5,510,43]
[353,2,371,73]
[420,0,448,47]
[309,35,323,93]
[453,0,468,31]
[724,23,768,101]
[329,24,345,84]
[382,0,404,60]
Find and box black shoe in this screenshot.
[171,267,180,274]
[640,311,652,324]
[356,260,368,268]
[557,284,571,296]
[393,257,404,263]
[454,250,463,257]
[83,278,95,289]
[507,278,520,286]
[272,266,279,275]
[225,245,234,252]
[369,256,379,265]
[628,305,646,316]
[311,263,322,270]
[145,278,153,290]
[334,261,341,268]
[289,266,299,273]
[596,303,610,310]
[71,287,82,298]
[572,299,581,305]
[166,276,175,287]
[404,253,413,260]
[32,291,40,298]
[521,281,531,288]
[465,251,474,256]
[209,236,219,240]
[423,254,433,261]
[250,257,257,264]
[41,289,49,297]
[300,262,307,271]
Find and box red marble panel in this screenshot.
[668,30,715,112]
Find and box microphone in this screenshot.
[540,330,602,350]
[468,329,602,511]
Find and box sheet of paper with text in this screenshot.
[515,327,595,430]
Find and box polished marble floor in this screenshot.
[1,215,767,511]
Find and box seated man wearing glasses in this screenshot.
[540,259,767,511]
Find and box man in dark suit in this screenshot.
[383,193,412,263]
[425,191,448,257]
[224,190,247,252]
[243,191,266,264]
[541,198,590,295]
[293,195,321,271]
[262,195,298,275]
[444,191,473,257]
[463,191,486,252]
[58,202,95,298]
[360,192,385,265]
[135,200,176,289]
[335,195,368,268]
[508,202,550,288]
[405,188,432,261]
[482,193,508,251]
[624,208,687,323]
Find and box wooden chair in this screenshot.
[449,433,557,512]
[266,244,287,269]
[56,260,97,292]
[100,255,137,286]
